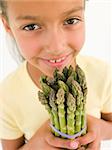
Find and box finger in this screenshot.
[45,133,79,150]
[44,137,62,150]
[74,131,96,146]
[86,139,101,150]
[77,146,86,150]
[48,147,61,150]
[53,148,62,150]
[46,147,60,150]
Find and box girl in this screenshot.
[0,0,112,150]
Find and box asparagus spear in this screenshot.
[76,65,88,104]
[71,80,83,106]
[67,93,76,135]
[62,66,69,79]
[66,76,74,89]
[40,77,52,98]
[58,80,69,94]
[68,65,73,77]
[56,88,66,134]
[53,68,66,82]
[81,111,87,135]
[68,65,77,80]
[75,106,82,133]
[75,65,87,133]
[38,91,51,113]
[38,91,54,127]
[49,89,60,136]
[46,76,59,91]
[71,80,83,133]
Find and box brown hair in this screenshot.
[0,0,8,21]
[0,1,25,63]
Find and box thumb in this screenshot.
[45,133,80,149]
[86,139,101,150]
[74,131,96,146]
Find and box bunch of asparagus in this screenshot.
[38,64,87,138]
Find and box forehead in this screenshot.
[6,0,84,20]
[6,0,83,2]
[6,0,84,10]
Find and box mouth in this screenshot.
[42,53,72,68]
[48,56,66,63]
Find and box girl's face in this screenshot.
[4,0,85,78]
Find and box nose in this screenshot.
[43,27,67,55]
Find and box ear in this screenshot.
[1,16,13,36]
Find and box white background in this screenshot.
[0,0,112,149]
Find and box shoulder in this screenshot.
[77,54,110,68]
[77,55,111,77]
[0,61,26,88]
[77,55,111,97]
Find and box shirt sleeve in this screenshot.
[0,97,23,139]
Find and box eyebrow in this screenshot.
[16,6,84,21]
[62,6,84,16]
[16,15,40,21]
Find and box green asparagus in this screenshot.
[56,88,66,134]
[49,89,60,136]
[38,64,88,139]
[67,93,76,135]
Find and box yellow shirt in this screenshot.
[0,55,112,140]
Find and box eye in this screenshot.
[64,18,80,25]
[22,24,40,31]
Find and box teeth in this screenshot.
[49,60,55,63]
[61,57,65,60]
[56,58,62,63]
[49,57,65,63]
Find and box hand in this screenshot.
[31,119,80,150]
[29,119,60,150]
[71,115,102,150]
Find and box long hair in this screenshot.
[0,20,25,64]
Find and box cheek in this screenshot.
[14,34,42,59]
[69,27,85,51]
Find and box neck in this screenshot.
[27,62,42,90]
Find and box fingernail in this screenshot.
[70,141,79,149]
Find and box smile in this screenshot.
[48,56,66,63]
[42,53,71,68]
